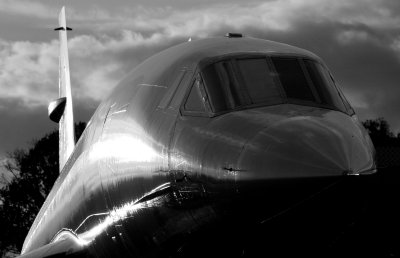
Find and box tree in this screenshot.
[362,117,397,146]
[0,122,86,256]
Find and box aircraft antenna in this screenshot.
[48,6,75,172]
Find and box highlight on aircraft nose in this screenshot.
[237,113,375,180]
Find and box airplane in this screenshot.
[19,6,377,257]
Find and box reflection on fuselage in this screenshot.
[77,190,163,245]
[89,136,160,164]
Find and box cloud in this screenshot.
[0,39,59,106]
[4,0,398,37]
[60,0,400,38]
[0,0,58,19]
[2,0,400,35]
[0,30,176,107]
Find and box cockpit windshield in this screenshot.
[193,56,353,115]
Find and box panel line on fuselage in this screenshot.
[138,83,167,88]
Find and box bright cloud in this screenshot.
[0,32,153,106]
[0,39,58,106]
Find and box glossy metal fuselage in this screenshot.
[22,37,376,257]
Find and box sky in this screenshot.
[1,0,400,166]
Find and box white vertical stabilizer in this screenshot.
[56,6,75,172]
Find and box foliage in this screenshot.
[362,117,400,146]
[0,122,86,256]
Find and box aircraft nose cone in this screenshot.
[237,113,375,180]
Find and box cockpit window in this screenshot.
[202,62,231,112]
[303,60,347,113]
[184,55,353,116]
[271,57,315,102]
[237,58,282,104]
[184,77,207,112]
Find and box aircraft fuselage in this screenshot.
[21,37,376,257]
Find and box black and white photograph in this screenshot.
[0,0,399,257]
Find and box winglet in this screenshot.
[49,6,75,172]
[54,27,73,31]
[48,97,67,123]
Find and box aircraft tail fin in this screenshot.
[48,6,75,172]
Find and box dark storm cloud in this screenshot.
[0,98,56,155]
[0,98,96,156]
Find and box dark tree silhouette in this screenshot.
[362,117,399,146]
[363,117,393,138]
[0,122,86,256]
